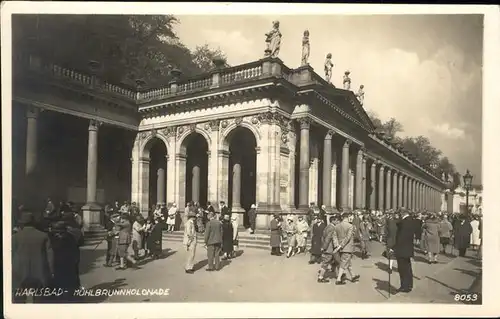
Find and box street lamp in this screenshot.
[463,169,473,215]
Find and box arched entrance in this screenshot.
[225,127,257,227]
[143,137,168,214]
[182,133,209,207]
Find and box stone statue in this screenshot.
[356,85,365,105]
[301,30,310,66]
[265,20,282,58]
[343,70,351,90]
[324,53,334,83]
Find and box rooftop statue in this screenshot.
[301,30,310,66]
[343,70,351,90]
[265,21,282,58]
[324,53,334,83]
[356,84,365,106]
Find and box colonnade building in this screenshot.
[12,54,447,230]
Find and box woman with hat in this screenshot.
[284,215,298,258]
[221,214,234,260]
[247,204,257,234]
[296,215,309,254]
[422,213,441,264]
[269,213,282,256]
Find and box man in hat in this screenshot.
[183,210,198,274]
[12,211,54,303]
[269,213,282,256]
[317,215,339,283]
[306,202,315,226]
[333,213,360,285]
[220,201,230,220]
[391,208,415,293]
[204,211,223,271]
[104,213,120,267]
[309,214,326,264]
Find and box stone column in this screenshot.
[298,118,311,210]
[207,120,220,211]
[25,106,40,175]
[392,171,398,209]
[378,164,385,210]
[369,162,377,210]
[398,173,403,208]
[402,175,408,208]
[157,167,166,205]
[231,154,244,212]
[385,168,392,210]
[191,164,200,203]
[361,156,367,209]
[355,149,363,209]
[322,131,334,211]
[340,140,351,210]
[82,120,102,231]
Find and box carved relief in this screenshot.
[189,123,197,132]
[151,129,157,138]
[139,131,149,140]
[251,116,259,125]
[297,117,311,130]
[234,117,243,126]
[221,120,229,128]
[162,126,176,138]
[177,126,185,138]
[208,120,220,131]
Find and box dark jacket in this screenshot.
[116,219,131,245]
[321,223,337,254]
[270,218,281,247]
[385,218,398,248]
[12,226,54,289]
[221,220,234,253]
[311,221,326,255]
[204,219,223,246]
[454,220,473,249]
[394,216,415,258]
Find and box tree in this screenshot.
[12,15,228,88]
[191,44,229,73]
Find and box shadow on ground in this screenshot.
[372,278,397,299]
[79,248,107,276]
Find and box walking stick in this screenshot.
[388,258,393,299]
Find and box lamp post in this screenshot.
[463,169,473,216]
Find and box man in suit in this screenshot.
[317,215,339,283]
[333,213,360,285]
[12,211,54,303]
[219,201,230,220]
[183,211,197,274]
[390,209,415,293]
[204,211,223,271]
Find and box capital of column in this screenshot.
[89,119,102,132]
[26,106,41,119]
[343,139,352,148]
[324,130,335,140]
[297,117,312,130]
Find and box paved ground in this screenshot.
[78,239,482,303]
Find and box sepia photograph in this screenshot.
[2,2,499,318]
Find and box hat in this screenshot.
[51,221,67,233]
[250,204,256,209]
[18,211,35,225]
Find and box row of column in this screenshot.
[296,117,443,212]
[24,106,102,230]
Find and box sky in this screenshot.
[174,15,483,184]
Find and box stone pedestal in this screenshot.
[82,203,102,231]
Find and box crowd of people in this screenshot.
[267,201,482,292]
[11,195,483,302]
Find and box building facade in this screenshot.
[12,54,447,230]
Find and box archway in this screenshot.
[144,137,168,214]
[182,133,209,207]
[225,126,257,227]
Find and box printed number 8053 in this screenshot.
[454,293,479,302]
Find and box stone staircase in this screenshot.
[83,228,312,251]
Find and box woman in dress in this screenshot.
[132,215,146,260]
[470,215,481,251]
[295,215,309,254]
[284,216,298,258]
[166,203,177,232]
[221,214,234,260]
[423,213,441,264]
[231,213,239,257]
